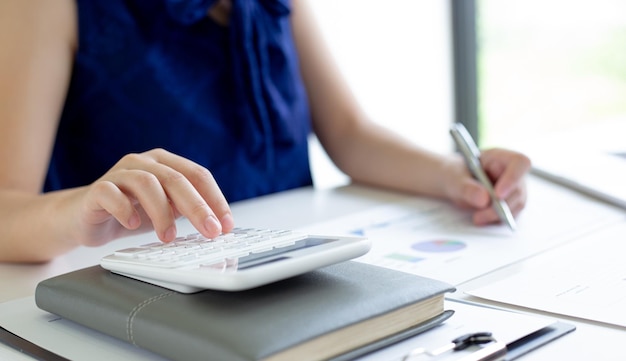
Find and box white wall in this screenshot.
[306,0,455,188]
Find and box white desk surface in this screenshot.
[1,180,625,360]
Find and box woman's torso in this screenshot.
[45,0,313,203]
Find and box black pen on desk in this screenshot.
[450,122,517,231]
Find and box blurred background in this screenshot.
[478,0,626,147]
[307,0,626,188]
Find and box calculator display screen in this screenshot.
[235,237,337,270]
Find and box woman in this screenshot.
[0,0,530,262]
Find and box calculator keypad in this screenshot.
[108,228,306,268]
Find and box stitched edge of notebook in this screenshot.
[127,291,176,344]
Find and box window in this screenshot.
[477,0,626,148]
[307,0,455,188]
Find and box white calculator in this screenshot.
[100,227,371,293]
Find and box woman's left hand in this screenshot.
[446,148,532,227]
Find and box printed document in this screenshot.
[465,219,626,327]
[300,176,624,285]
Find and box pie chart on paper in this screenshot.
[411,239,466,253]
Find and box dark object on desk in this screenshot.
[0,325,69,361]
[505,321,576,361]
[35,262,455,361]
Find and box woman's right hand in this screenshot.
[1,2,237,261]
[70,148,235,248]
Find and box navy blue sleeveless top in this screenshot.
[45,0,313,203]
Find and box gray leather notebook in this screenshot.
[35,262,455,361]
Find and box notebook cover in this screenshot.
[35,262,455,361]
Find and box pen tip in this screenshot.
[508,220,517,232]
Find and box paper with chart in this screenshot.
[299,176,625,285]
[465,219,626,327]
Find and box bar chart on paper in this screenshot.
[300,177,625,285]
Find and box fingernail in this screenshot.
[164,225,177,242]
[205,215,222,235]
[220,213,235,232]
[128,213,140,229]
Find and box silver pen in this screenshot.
[450,123,516,231]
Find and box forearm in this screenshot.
[0,190,79,263]
[327,121,461,199]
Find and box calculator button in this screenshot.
[113,248,154,257]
